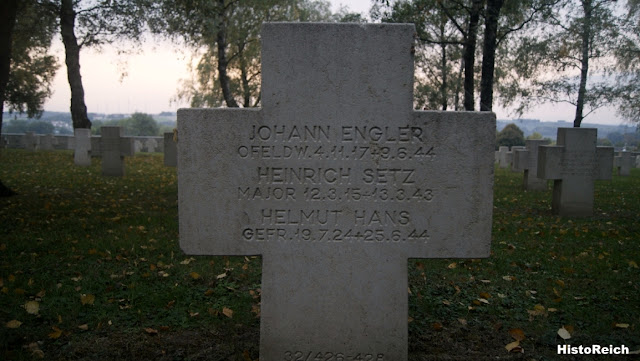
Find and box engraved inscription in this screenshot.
[283,351,385,361]
[235,123,437,246]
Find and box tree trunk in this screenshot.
[463,0,483,111]
[0,0,18,197]
[216,0,239,108]
[574,0,592,128]
[60,0,91,129]
[440,41,448,110]
[480,0,504,112]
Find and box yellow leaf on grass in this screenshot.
[509,328,525,341]
[479,292,491,299]
[6,320,22,328]
[222,307,233,318]
[48,326,63,339]
[502,275,514,281]
[190,272,201,280]
[628,261,638,269]
[81,294,95,305]
[25,300,39,315]
[558,327,571,340]
[505,340,521,352]
[447,262,457,269]
[615,323,630,328]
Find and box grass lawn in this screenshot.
[1,149,638,360]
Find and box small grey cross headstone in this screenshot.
[39,134,56,150]
[614,151,633,176]
[513,140,549,191]
[74,128,92,166]
[163,132,177,167]
[100,126,134,177]
[144,138,158,153]
[134,139,143,153]
[497,146,510,168]
[178,23,495,360]
[24,132,39,151]
[537,128,613,217]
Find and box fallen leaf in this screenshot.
[189,272,200,280]
[629,261,638,269]
[432,322,443,331]
[144,327,158,335]
[509,328,525,341]
[25,300,40,315]
[216,273,227,279]
[6,320,22,328]
[558,327,571,340]
[458,318,467,326]
[447,262,457,269]
[503,275,514,281]
[477,298,490,304]
[78,324,89,331]
[615,323,630,328]
[189,312,200,317]
[505,340,522,353]
[479,292,491,299]
[48,326,63,339]
[27,342,44,358]
[204,289,214,296]
[80,294,95,305]
[222,307,233,318]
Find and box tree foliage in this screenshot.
[373,0,554,112]
[149,0,336,108]
[42,0,149,129]
[505,0,622,127]
[497,123,525,148]
[4,0,58,119]
[613,0,640,122]
[92,113,159,136]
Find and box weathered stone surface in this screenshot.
[178,23,495,361]
[538,128,613,217]
[163,132,177,167]
[513,140,549,191]
[614,151,633,176]
[74,129,92,166]
[100,126,134,177]
[497,146,510,168]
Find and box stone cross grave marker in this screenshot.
[496,146,510,168]
[513,140,549,191]
[178,23,495,361]
[74,128,92,166]
[614,151,633,176]
[39,134,56,150]
[145,138,158,153]
[163,132,177,167]
[538,128,613,217]
[24,132,38,151]
[100,126,134,176]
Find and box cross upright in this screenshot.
[178,23,495,360]
[513,140,549,191]
[538,128,613,217]
[74,128,92,166]
[100,126,134,177]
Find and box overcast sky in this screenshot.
[41,0,628,126]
